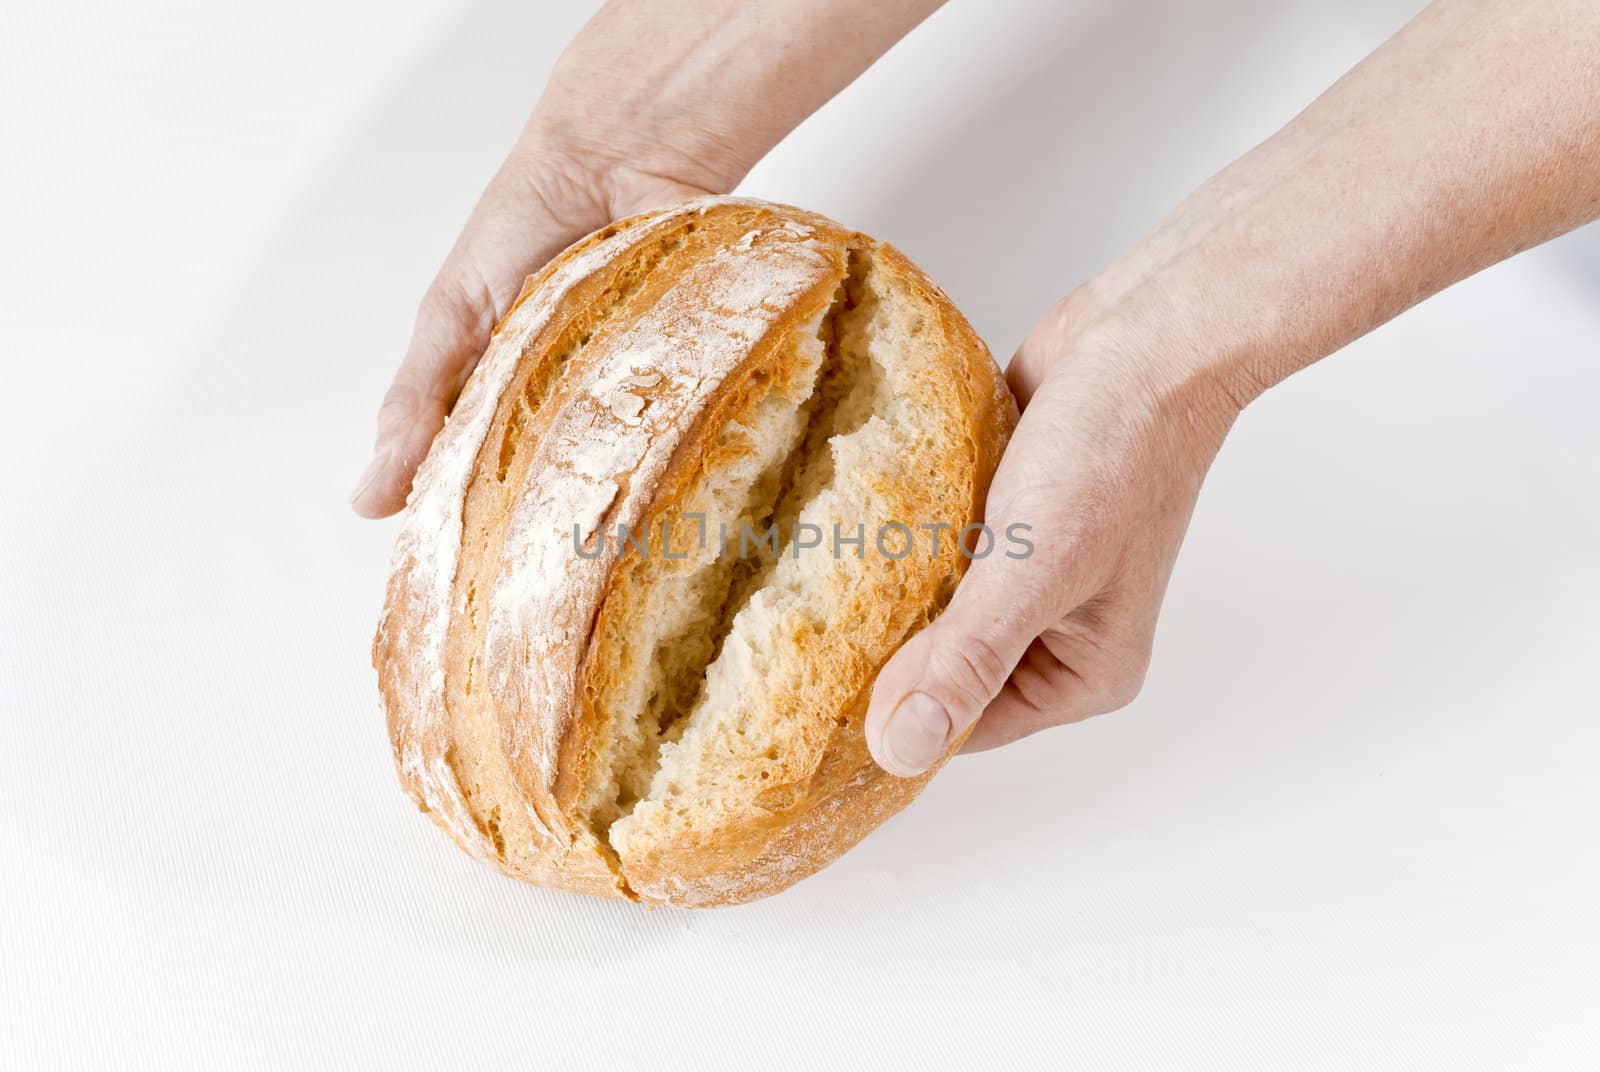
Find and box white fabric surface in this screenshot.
[4,1,1598,1067]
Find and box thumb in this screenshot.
[865,549,1059,778]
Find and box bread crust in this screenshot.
[373,204,701,867]
[375,198,1017,906]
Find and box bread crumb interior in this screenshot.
[581,247,958,865]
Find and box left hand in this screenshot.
[867,0,1600,774]
[864,290,1243,773]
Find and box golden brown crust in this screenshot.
[550,210,848,826]
[607,239,1016,906]
[445,210,717,892]
[372,204,694,866]
[375,197,1017,906]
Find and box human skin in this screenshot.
[351,0,1600,777]
[347,0,948,516]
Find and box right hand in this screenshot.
[349,0,952,518]
[348,137,716,518]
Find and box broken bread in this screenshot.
[373,197,1017,907]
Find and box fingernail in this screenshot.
[350,448,392,508]
[882,692,953,776]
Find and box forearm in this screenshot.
[527,0,948,205]
[1083,0,1600,406]
[860,1,1598,767]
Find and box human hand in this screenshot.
[864,0,1600,774]
[350,0,949,517]
[863,290,1244,773]
[346,131,720,518]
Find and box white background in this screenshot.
[3,0,1598,1067]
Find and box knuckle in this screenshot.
[398,257,505,413]
[928,631,1016,713]
[376,384,417,427]
[377,382,419,425]
[417,264,497,345]
[1006,336,1051,396]
[1097,656,1150,712]
[376,379,447,440]
[1048,283,1104,337]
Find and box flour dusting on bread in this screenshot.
[483,233,840,824]
[373,198,1016,904]
[374,207,697,857]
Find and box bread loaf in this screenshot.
[374,197,1016,906]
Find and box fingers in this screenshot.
[351,156,611,518]
[351,204,564,517]
[960,618,1152,753]
[864,362,1169,775]
[864,557,1154,775]
[863,556,1048,776]
[350,259,502,517]
[863,367,1092,775]
[350,149,722,518]
[349,376,456,518]
[863,385,1084,776]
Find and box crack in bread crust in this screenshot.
[374,198,1018,905]
[483,208,844,854]
[607,241,998,905]
[573,253,851,871]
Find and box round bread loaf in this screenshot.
[374,197,1016,906]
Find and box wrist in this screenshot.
[521,0,947,218]
[522,9,782,207]
[522,101,749,210]
[1044,267,1267,450]
[1008,285,1243,522]
[504,114,731,233]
